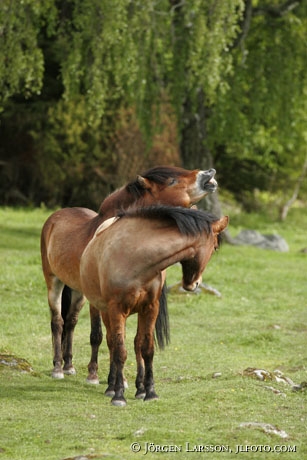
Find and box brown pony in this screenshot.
[40,166,217,381]
[80,205,228,406]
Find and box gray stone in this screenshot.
[233,229,289,252]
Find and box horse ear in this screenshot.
[212,216,229,234]
[136,175,151,189]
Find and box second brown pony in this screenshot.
[80,205,228,406]
[41,166,217,382]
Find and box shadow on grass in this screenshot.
[0,373,106,402]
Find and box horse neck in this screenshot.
[157,230,213,276]
[98,186,143,219]
[153,232,201,273]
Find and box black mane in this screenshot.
[117,205,218,237]
[141,165,188,184]
[126,166,188,198]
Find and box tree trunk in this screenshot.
[179,89,235,243]
[180,90,212,170]
[279,154,307,221]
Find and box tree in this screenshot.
[168,0,244,170]
[208,0,307,212]
[0,0,57,109]
[0,1,244,206]
[1,0,307,214]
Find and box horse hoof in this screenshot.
[135,391,146,400]
[52,371,64,379]
[111,398,127,407]
[86,377,100,385]
[63,367,76,375]
[105,389,115,397]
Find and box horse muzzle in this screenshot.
[182,276,202,292]
[199,168,218,193]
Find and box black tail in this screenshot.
[155,282,170,350]
[61,285,71,343]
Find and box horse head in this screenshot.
[181,216,229,291]
[136,166,217,207]
[98,166,218,217]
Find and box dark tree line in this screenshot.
[0,0,306,218]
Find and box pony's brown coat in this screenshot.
[80,206,228,405]
[40,166,217,381]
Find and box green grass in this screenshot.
[0,206,306,460]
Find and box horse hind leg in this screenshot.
[86,304,103,385]
[62,288,86,375]
[48,277,65,379]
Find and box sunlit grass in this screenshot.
[0,206,306,459]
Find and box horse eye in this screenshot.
[168,178,177,186]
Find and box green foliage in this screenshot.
[1,207,307,459]
[58,0,137,123]
[0,0,57,108]
[1,1,307,210]
[0,0,244,127]
[209,1,307,200]
[31,97,112,206]
[169,1,244,117]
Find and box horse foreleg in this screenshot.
[103,312,116,397]
[108,310,127,407]
[134,317,146,399]
[86,304,103,384]
[62,289,86,375]
[101,311,128,397]
[139,303,159,402]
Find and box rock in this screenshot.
[292,381,307,392]
[233,230,289,252]
[167,281,222,297]
[239,422,289,439]
[212,372,222,379]
[0,353,34,374]
[243,367,273,381]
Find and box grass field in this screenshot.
[0,206,306,460]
